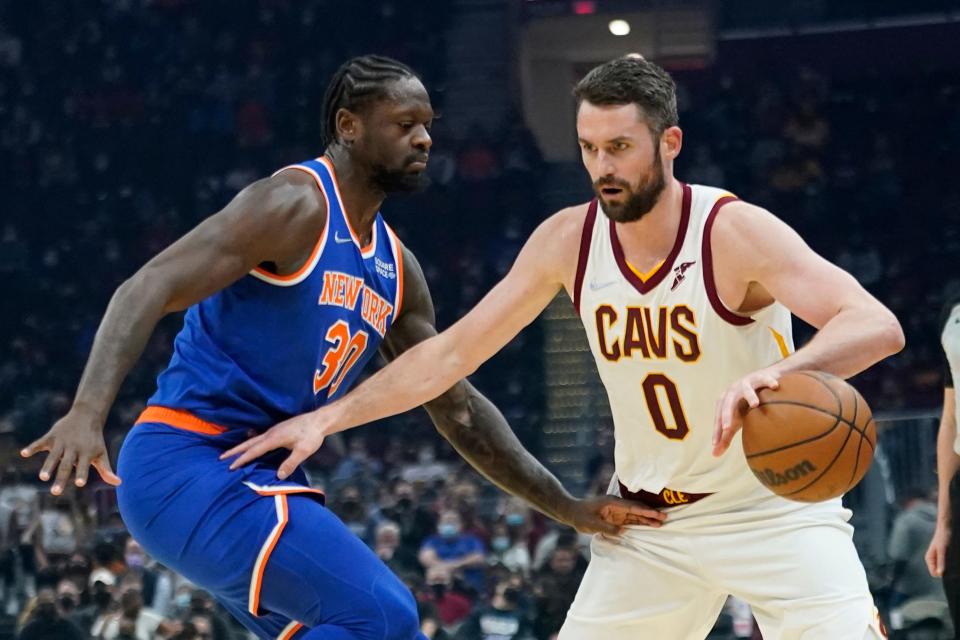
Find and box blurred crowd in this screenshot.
[2,1,958,639]
[0,442,614,640]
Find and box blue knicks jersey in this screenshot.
[148,157,404,431]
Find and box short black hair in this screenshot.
[573,56,678,136]
[321,55,419,146]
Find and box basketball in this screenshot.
[741,371,876,502]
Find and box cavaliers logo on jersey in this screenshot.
[670,261,696,291]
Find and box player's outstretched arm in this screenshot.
[223,210,667,532]
[21,171,327,493]
[381,247,664,533]
[711,201,905,455]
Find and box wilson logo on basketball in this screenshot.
[752,460,817,487]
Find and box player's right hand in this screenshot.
[221,412,326,479]
[563,495,667,536]
[925,522,951,577]
[20,407,121,495]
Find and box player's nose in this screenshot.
[413,126,432,151]
[597,151,616,175]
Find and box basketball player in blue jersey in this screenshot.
[21,55,661,640]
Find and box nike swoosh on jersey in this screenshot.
[334,231,353,244]
[589,279,618,290]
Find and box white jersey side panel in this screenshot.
[575,184,794,494]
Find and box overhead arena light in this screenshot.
[609,19,631,36]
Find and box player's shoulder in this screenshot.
[537,201,594,245]
[265,166,328,214]
[702,192,778,241]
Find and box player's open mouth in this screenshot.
[601,187,624,196]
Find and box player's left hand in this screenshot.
[221,413,326,479]
[712,367,781,457]
[563,495,666,535]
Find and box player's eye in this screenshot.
[613,142,629,151]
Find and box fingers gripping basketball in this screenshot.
[741,371,876,502]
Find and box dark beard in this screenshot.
[370,161,431,194]
[593,149,666,223]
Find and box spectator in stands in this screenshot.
[420,510,487,594]
[401,442,450,484]
[383,480,437,553]
[488,521,530,577]
[375,520,421,577]
[16,587,87,640]
[72,574,115,638]
[453,576,534,640]
[532,546,586,640]
[421,565,473,628]
[26,493,83,571]
[123,537,174,618]
[889,487,944,608]
[99,582,162,640]
[330,484,370,542]
[0,465,39,615]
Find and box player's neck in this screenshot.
[325,150,384,245]
[613,178,684,260]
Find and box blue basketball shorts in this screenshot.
[116,408,424,640]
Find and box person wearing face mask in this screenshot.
[488,522,530,577]
[17,587,87,640]
[333,484,370,543]
[55,577,87,634]
[100,583,163,640]
[453,578,534,640]
[420,510,487,594]
[123,537,174,617]
[186,589,235,640]
[390,482,437,551]
[401,443,450,484]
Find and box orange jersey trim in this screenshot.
[317,156,375,255]
[386,224,405,317]
[136,407,227,435]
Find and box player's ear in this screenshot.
[661,126,682,161]
[336,108,361,145]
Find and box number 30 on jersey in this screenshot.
[314,320,368,396]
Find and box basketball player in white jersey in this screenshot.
[225,57,905,638]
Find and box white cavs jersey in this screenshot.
[572,184,793,497]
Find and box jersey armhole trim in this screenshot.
[701,195,754,326]
[386,224,405,319]
[572,200,599,314]
[249,165,330,287]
